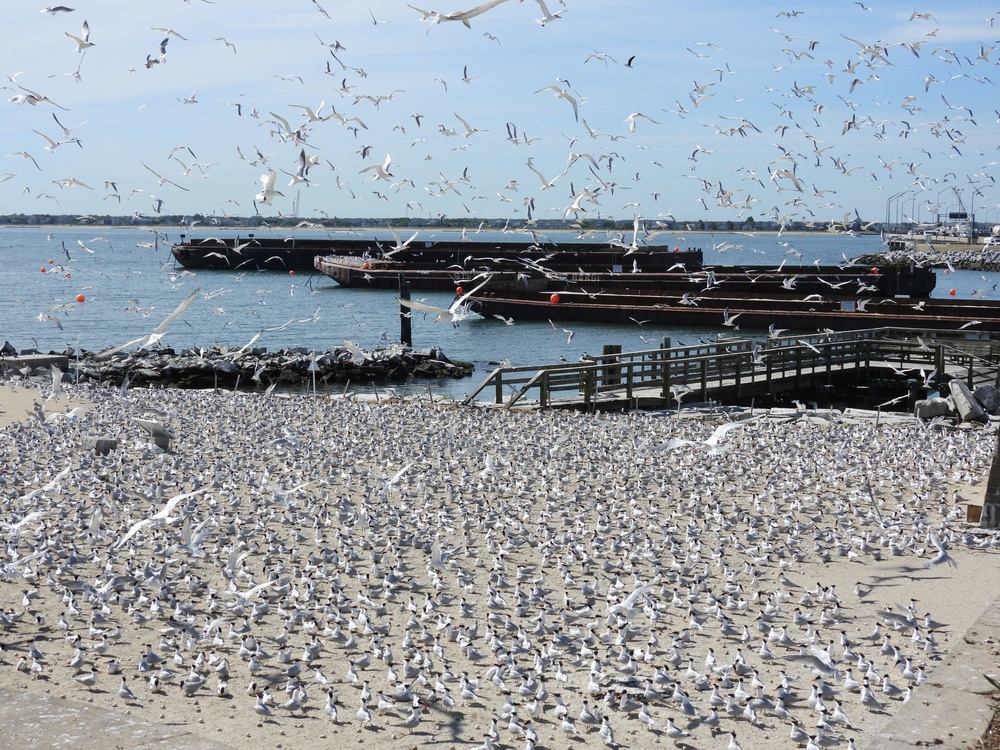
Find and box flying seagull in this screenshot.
[397,273,494,326]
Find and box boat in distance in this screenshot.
[459,262,944,332]
[313,247,706,291]
[466,287,1000,333]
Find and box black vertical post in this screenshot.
[602,344,622,386]
[399,272,412,348]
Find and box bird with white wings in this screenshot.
[397,273,494,326]
[255,171,283,206]
[112,489,206,550]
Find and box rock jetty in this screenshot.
[914,381,1000,423]
[1,343,474,389]
[855,245,1000,271]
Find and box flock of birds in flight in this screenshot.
[4,11,1000,750]
[3,2,999,230]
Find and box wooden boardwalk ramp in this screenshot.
[462,327,1000,411]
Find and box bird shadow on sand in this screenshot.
[416,703,471,745]
[894,567,954,578]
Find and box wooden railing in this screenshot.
[462,327,1000,410]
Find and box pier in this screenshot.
[463,327,1000,411]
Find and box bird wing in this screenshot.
[152,287,201,336]
[388,462,413,485]
[130,417,173,438]
[397,297,448,317]
[113,517,154,550]
[152,488,206,520]
[449,272,495,312]
[99,288,201,357]
[342,340,366,360]
[702,419,756,447]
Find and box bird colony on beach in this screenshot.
[1,2,997,225]
[1,377,999,749]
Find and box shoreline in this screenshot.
[0,223,881,238]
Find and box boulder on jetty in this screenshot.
[1,344,474,390]
[914,396,953,421]
[974,384,1000,412]
[914,382,1000,423]
[948,379,990,423]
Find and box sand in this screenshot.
[0,374,999,750]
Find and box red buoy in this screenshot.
[76,294,85,303]
[40,267,46,273]
[549,293,561,304]
[949,288,957,296]
[674,247,680,252]
[870,267,879,275]
[289,270,295,275]
[455,286,464,295]
[48,259,54,264]
[64,273,71,278]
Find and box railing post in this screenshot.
[602,344,622,386]
[495,372,503,404]
[734,359,742,399]
[766,348,774,393]
[540,371,549,408]
[700,358,708,401]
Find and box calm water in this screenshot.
[1,225,993,399]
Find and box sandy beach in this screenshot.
[1,373,999,750]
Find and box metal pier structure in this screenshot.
[462,327,1000,411]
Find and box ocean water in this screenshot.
[1,225,993,399]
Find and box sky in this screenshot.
[1,0,999,227]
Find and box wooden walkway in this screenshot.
[462,327,1000,411]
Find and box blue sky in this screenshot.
[1,0,998,226]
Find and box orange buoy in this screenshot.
[949,288,956,296]
[549,293,561,304]
[76,294,85,303]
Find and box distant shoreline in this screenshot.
[0,223,882,239]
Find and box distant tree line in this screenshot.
[0,212,886,234]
